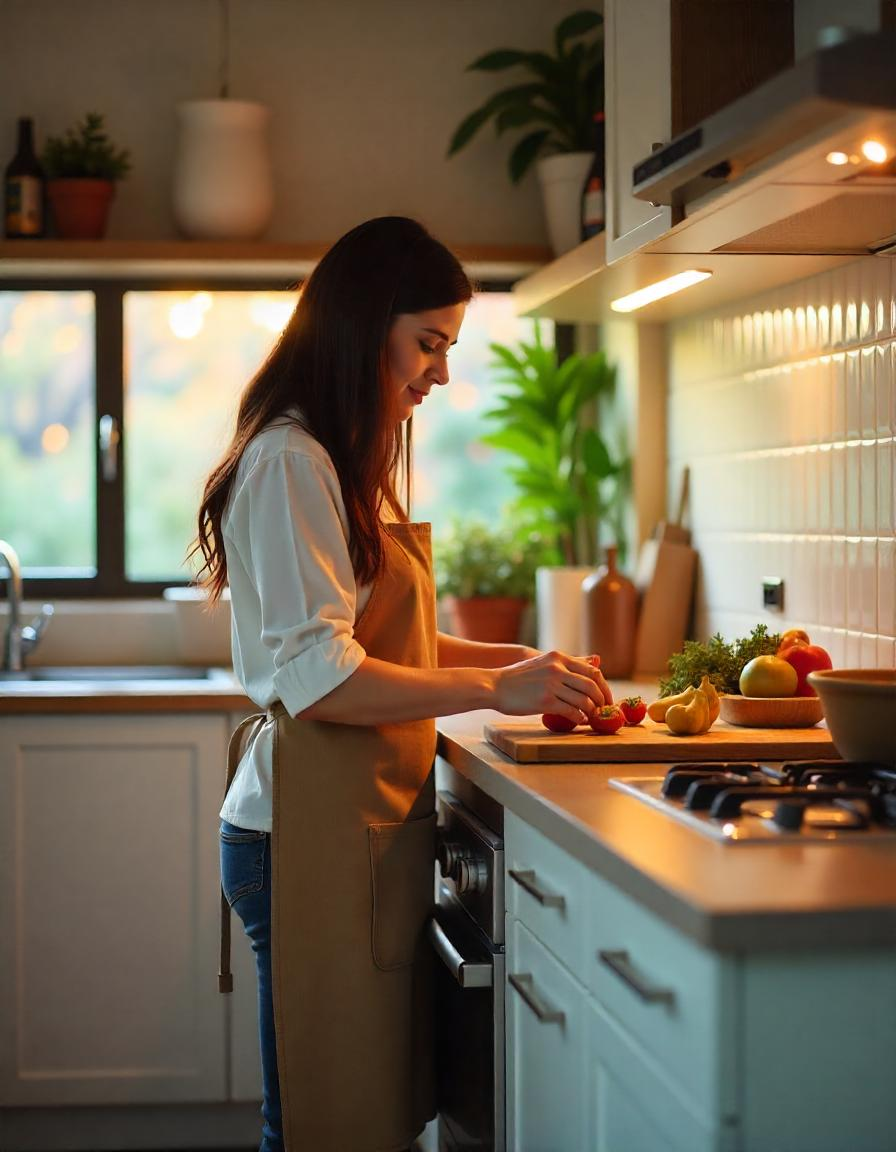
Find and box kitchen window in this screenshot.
[1,280,554,597]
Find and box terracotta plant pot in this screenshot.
[47,178,115,239]
[444,596,528,644]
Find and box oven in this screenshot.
[429,790,505,1152]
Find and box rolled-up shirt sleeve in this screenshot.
[238,449,367,718]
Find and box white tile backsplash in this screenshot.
[669,256,896,669]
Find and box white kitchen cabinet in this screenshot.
[603,0,673,264]
[0,713,229,1106]
[585,996,733,1152]
[505,916,587,1152]
[505,809,896,1152]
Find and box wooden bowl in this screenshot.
[718,694,824,728]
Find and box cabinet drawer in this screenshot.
[506,917,587,1152]
[586,995,735,1152]
[585,869,736,1121]
[504,810,589,985]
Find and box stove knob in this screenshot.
[437,839,466,879]
[455,856,488,894]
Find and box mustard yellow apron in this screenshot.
[221,521,438,1152]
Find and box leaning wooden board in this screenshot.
[483,719,839,764]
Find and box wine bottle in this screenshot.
[580,111,605,242]
[4,118,45,239]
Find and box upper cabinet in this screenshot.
[603,0,672,264]
[604,0,795,265]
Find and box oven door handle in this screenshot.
[428,917,493,989]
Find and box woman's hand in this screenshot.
[493,650,613,724]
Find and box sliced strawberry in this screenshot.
[589,705,626,735]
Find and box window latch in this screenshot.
[98,415,120,482]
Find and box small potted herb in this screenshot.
[434,518,546,643]
[42,112,131,239]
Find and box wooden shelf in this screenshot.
[0,240,551,282]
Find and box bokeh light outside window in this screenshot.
[0,291,96,572]
[1,289,551,585]
[123,290,294,581]
[125,289,551,583]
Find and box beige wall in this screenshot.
[668,257,896,669]
[0,0,581,246]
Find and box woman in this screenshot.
[194,216,612,1152]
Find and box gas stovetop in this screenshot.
[609,760,896,843]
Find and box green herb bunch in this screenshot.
[658,625,782,697]
[434,518,546,601]
[42,112,132,181]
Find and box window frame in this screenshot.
[3,274,570,599]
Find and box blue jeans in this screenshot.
[220,820,283,1152]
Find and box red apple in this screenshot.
[779,643,832,696]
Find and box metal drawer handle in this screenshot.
[598,949,676,1006]
[508,972,565,1025]
[508,868,566,910]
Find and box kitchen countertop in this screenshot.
[0,668,253,713]
[436,706,896,953]
[7,670,896,951]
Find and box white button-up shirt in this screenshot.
[219,411,394,832]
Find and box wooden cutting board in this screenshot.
[483,719,839,764]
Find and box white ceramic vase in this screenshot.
[535,565,595,654]
[536,151,593,256]
[173,99,273,240]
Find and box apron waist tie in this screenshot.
[219,710,267,995]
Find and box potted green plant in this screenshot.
[479,322,630,652]
[42,112,131,239]
[434,517,546,643]
[447,8,603,255]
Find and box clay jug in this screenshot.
[580,545,638,678]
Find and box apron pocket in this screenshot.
[368,810,437,971]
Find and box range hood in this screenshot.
[632,30,896,257]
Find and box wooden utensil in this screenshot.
[633,467,697,676]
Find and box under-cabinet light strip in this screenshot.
[610,269,712,312]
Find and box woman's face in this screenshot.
[387,303,467,421]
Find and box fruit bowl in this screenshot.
[806,669,896,763]
[718,694,824,728]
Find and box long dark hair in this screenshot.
[192,217,473,602]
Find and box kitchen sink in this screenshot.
[0,665,232,683]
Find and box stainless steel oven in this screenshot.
[429,790,505,1152]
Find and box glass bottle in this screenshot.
[580,111,605,242]
[4,118,45,239]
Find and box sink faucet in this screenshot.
[0,539,54,673]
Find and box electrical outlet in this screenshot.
[762,577,784,611]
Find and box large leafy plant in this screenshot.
[447,9,603,183]
[480,323,628,567]
[434,518,546,601]
[42,112,132,181]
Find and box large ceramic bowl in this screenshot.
[806,669,896,764]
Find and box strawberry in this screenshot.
[541,713,578,733]
[589,705,626,735]
[619,695,647,726]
